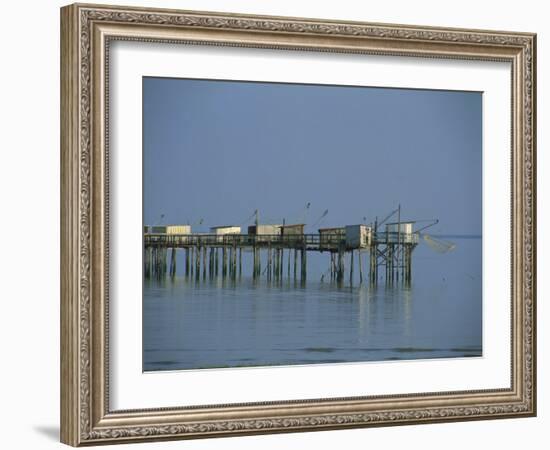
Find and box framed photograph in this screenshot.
[60,3,536,446]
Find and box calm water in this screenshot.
[143,237,482,371]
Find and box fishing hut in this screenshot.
[210,225,241,244]
[210,225,241,235]
[247,224,282,238]
[150,224,191,234]
[280,224,305,235]
[346,225,372,248]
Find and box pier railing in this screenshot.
[145,233,324,249]
[144,231,419,250]
[373,232,420,245]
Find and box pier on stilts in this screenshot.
[144,206,433,286]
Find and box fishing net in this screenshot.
[422,234,456,253]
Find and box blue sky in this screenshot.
[143,77,482,235]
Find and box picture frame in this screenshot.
[60,2,536,446]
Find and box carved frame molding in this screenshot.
[61,3,536,446]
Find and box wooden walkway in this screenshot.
[144,232,419,285]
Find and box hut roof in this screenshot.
[318,226,345,231]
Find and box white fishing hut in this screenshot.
[151,225,191,234]
[385,222,418,244]
[345,224,372,249]
[210,225,241,235]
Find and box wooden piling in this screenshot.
[280,249,284,279]
[405,244,413,284]
[149,247,153,278]
[213,248,216,277]
[233,246,237,277]
[229,246,233,278]
[150,248,155,278]
[287,249,291,277]
[169,248,176,277]
[232,244,237,278]
[154,248,159,278]
[369,247,374,283]
[267,245,272,280]
[202,246,207,279]
[209,248,214,277]
[195,246,201,280]
[158,248,162,278]
[239,248,242,276]
[222,247,227,277]
[185,248,189,276]
[336,253,339,281]
[207,248,211,277]
[280,249,284,280]
[337,245,344,283]
[340,250,344,283]
[409,246,413,283]
[391,245,395,284]
[350,250,354,285]
[228,247,233,278]
[153,247,157,278]
[403,245,410,284]
[374,246,378,282]
[358,250,363,283]
[385,245,391,284]
[293,249,297,280]
[274,248,279,280]
[144,248,147,278]
[300,247,307,281]
[144,247,150,278]
[252,245,257,279]
[159,248,163,277]
[409,246,412,283]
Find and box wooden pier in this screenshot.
[144,231,419,285]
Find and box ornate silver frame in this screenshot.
[60,3,536,446]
